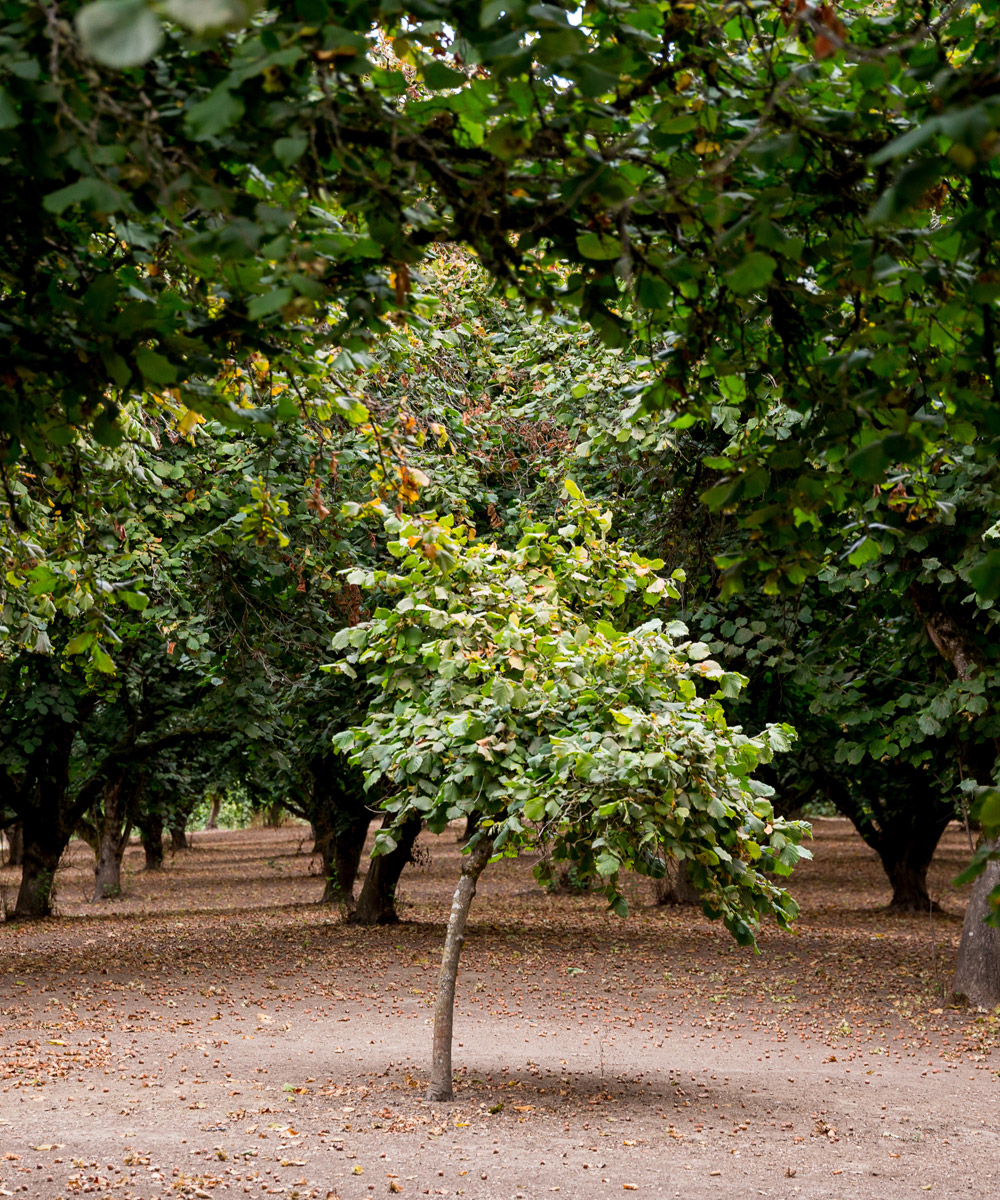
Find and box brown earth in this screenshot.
[1,818,999,1200]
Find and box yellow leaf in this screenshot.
[178,408,205,435]
[694,141,721,155]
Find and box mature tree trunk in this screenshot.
[169,823,188,851]
[140,809,165,870]
[953,842,1000,1007]
[653,859,700,906]
[264,801,284,828]
[427,837,494,1102]
[4,821,23,867]
[816,766,953,912]
[13,811,68,919]
[351,812,422,926]
[314,808,372,906]
[93,773,141,901]
[878,830,948,913]
[204,793,222,830]
[456,812,477,843]
[11,725,78,920]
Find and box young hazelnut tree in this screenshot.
[333,484,809,1101]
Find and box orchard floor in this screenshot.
[2,818,999,1200]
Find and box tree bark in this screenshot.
[12,812,67,919]
[4,821,23,867]
[169,823,188,851]
[351,812,421,926]
[426,837,494,1102]
[93,773,140,901]
[205,793,222,830]
[315,808,372,906]
[653,859,700,906]
[139,809,164,870]
[879,835,945,913]
[264,801,284,828]
[953,841,1000,1007]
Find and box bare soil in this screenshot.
[1,818,999,1200]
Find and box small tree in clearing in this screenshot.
[333,485,809,1101]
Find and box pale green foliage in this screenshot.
[332,486,808,946]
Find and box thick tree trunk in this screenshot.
[953,842,1000,1007]
[427,837,494,1102]
[315,810,372,906]
[13,814,67,919]
[169,823,188,851]
[4,821,23,867]
[653,859,700,906]
[880,840,941,912]
[139,810,165,870]
[205,793,222,830]
[351,812,422,926]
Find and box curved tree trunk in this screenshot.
[426,837,494,1102]
[653,859,700,906]
[351,813,421,926]
[953,842,1000,1007]
[204,793,222,830]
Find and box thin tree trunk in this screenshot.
[205,793,222,830]
[264,802,284,828]
[351,812,421,926]
[954,841,1000,1007]
[4,822,23,868]
[427,837,494,1102]
[93,773,140,901]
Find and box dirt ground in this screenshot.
[1,818,999,1200]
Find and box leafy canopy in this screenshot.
[332,486,808,946]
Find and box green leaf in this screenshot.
[422,61,467,89]
[274,136,308,167]
[724,252,777,295]
[91,645,116,674]
[974,789,1000,838]
[43,178,125,215]
[186,86,245,140]
[576,232,623,261]
[76,0,164,69]
[248,288,294,319]
[135,347,177,384]
[162,0,255,32]
[970,551,1000,601]
[0,87,20,130]
[64,632,97,655]
[847,537,881,568]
